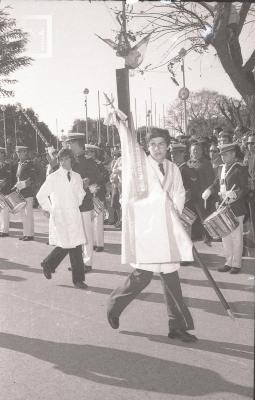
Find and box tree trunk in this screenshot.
[242,94,255,132]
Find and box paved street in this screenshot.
[0,210,254,400]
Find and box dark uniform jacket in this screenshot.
[0,161,13,195]
[72,153,107,212]
[179,162,199,205]
[188,157,215,195]
[209,162,249,217]
[14,159,36,198]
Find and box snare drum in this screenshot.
[92,196,104,218]
[180,207,197,227]
[4,191,26,214]
[203,206,239,239]
[0,193,8,209]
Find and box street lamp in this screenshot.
[1,105,7,151]
[83,88,89,143]
[178,48,189,136]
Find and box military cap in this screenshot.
[218,131,232,138]
[64,133,86,142]
[219,143,237,155]
[85,144,100,151]
[16,145,28,151]
[247,135,255,144]
[170,143,186,152]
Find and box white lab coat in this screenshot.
[37,167,86,248]
[115,118,193,272]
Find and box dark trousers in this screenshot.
[107,269,194,331]
[194,198,213,241]
[42,245,85,284]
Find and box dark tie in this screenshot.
[158,163,165,176]
[67,171,71,182]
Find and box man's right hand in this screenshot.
[202,188,212,200]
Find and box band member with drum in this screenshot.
[187,140,215,245]
[202,143,249,273]
[0,147,13,237]
[14,146,36,241]
[66,134,104,272]
[107,127,197,342]
[170,143,198,238]
[84,144,109,252]
[36,148,87,289]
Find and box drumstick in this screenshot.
[204,199,207,209]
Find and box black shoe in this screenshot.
[22,236,34,241]
[19,236,25,240]
[168,329,197,342]
[217,265,231,272]
[74,282,88,289]
[41,262,52,279]
[230,267,240,274]
[107,312,119,329]
[93,245,98,250]
[95,246,104,252]
[0,233,9,237]
[84,265,92,273]
[204,238,212,246]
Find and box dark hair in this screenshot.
[146,128,170,146]
[57,148,74,161]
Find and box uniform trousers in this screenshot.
[20,197,34,236]
[0,206,10,233]
[222,215,244,269]
[42,245,85,284]
[81,210,94,266]
[93,211,104,247]
[107,268,194,331]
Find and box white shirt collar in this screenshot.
[59,166,72,175]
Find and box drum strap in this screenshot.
[220,162,239,196]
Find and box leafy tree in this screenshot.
[0,5,32,97]
[71,118,119,146]
[131,2,255,130]
[0,104,56,153]
[167,90,234,136]
[217,96,250,130]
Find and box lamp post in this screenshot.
[178,48,189,135]
[83,88,89,143]
[1,105,7,151]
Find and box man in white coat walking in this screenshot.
[37,148,87,289]
[107,125,197,342]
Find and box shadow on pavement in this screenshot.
[180,278,254,292]
[0,332,252,397]
[0,258,41,275]
[60,284,254,320]
[6,231,49,244]
[102,243,121,255]
[0,270,26,282]
[198,252,255,275]
[120,330,254,361]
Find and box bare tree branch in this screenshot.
[237,2,251,36]
[243,49,255,72]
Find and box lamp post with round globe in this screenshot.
[1,105,7,151]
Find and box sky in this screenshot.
[1,0,254,138]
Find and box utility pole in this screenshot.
[97,90,101,144]
[116,1,131,126]
[150,87,153,126]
